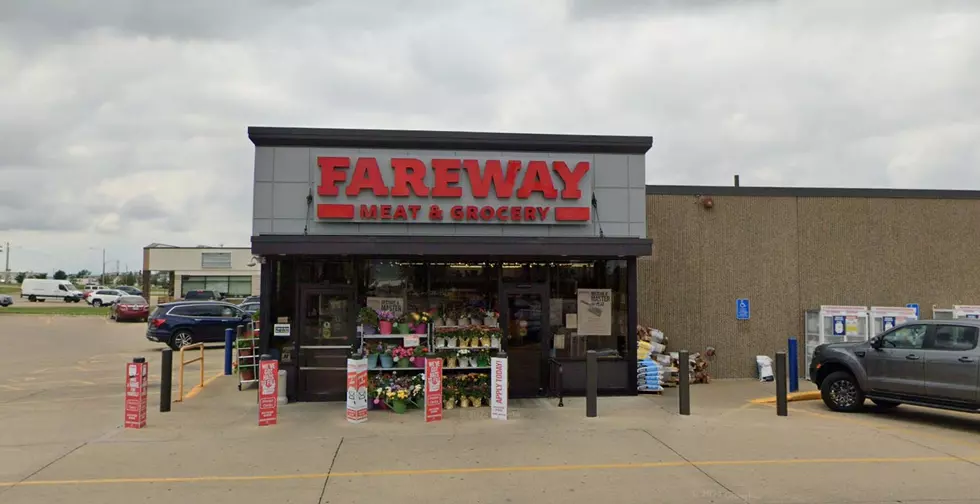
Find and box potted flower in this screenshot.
[488,327,502,349]
[409,346,428,368]
[391,346,413,368]
[366,342,386,369]
[444,327,458,348]
[395,313,412,335]
[475,348,491,367]
[441,349,458,368]
[457,349,471,368]
[377,310,396,334]
[443,376,458,409]
[385,385,411,414]
[482,308,500,328]
[444,309,459,328]
[379,344,394,369]
[357,307,380,335]
[409,310,433,334]
[409,373,425,408]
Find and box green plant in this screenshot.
[357,306,379,326]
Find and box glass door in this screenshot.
[501,284,550,398]
[296,288,354,401]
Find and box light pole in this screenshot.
[88,247,106,284]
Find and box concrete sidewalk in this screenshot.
[5,374,980,503]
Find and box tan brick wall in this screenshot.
[642,194,980,378]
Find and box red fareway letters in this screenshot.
[314,157,592,223]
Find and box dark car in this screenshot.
[116,286,144,297]
[110,295,150,322]
[810,319,980,413]
[239,301,260,315]
[146,301,251,350]
[183,290,221,301]
[241,295,259,304]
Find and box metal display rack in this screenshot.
[237,321,260,391]
[358,323,501,373]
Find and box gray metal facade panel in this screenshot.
[252,147,645,239]
[593,154,629,188]
[254,147,274,182]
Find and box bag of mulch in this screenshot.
[756,355,774,382]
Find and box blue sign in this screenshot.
[832,315,846,336]
[736,298,750,320]
[906,303,919,318]
[882,316,896,331]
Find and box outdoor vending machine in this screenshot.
[869,306,919,336]
[804,306,870,376]
[953,305,980,319]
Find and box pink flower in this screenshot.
[373,398,380,404]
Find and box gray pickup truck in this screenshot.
[810,319,980,413]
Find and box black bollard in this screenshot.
[586,350,597,417]
[678,350,690,416]
[775,351,788,417]
[160,349,172,412]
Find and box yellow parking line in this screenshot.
[0,455,967,488]
[749,390,821,404]
[181,372,224,401]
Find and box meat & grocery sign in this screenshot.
[315,156,593,225]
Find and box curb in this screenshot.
[749,390,821,404]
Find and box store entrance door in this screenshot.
[296,287,355,401]
[501,283,550,398]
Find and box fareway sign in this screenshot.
[315,156,593,225]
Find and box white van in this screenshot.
[21,279,83,302]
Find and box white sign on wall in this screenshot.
[273,324,291,337]
[491,356,508,421]
[366,297,405,317]
[576,289,612,336]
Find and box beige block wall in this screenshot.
[642,194,980,378]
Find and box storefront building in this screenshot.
[249,127,653,402]
[141,244,259,303]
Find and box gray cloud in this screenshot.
[1,0,979,272]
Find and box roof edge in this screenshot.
[247,127,653,155]
[646,185,980,200]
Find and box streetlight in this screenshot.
[88,247,107,284]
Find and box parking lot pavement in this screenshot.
[5,316,980,504]
[1,298,95,308]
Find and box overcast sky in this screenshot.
[1,0,979,275]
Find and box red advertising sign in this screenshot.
[424,357,443,423]
[124,361,148,429]
[346,358,368,423]
[258,359,279,426]
[315,157,593,225]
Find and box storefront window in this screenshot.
[296,259,356,285]
[428,262,496,322]
[549,261,628,360]
[181,275,252,298]
[360,260,427,315]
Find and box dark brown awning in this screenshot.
[251,234,652,258]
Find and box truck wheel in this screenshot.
[820,371,865,412]
[28,295,36,302]
[871,399,900,409]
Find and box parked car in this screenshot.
[241,295,259,304]
[116,286,144,297]
[109,295,150,322]
[239,301,260,314]
[0,294,12,307]
[87,289,125,307]
[183,290,221,301]
[146,301,252,350]
[83,285,108,301]
[810,319,980,413]
[21,279,83,302]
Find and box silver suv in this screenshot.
[810,319,980,412]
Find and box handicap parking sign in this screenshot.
[736,299,750,320]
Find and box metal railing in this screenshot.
[175,343,205,402]
[548,357,564,407]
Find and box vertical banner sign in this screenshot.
[124,361,148,429]
[576,289,612,336]
[258,359,279,426]
[832,315,846,336]
[424,357,443,423]
[346,358,368,423]
[491,356,508,420]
